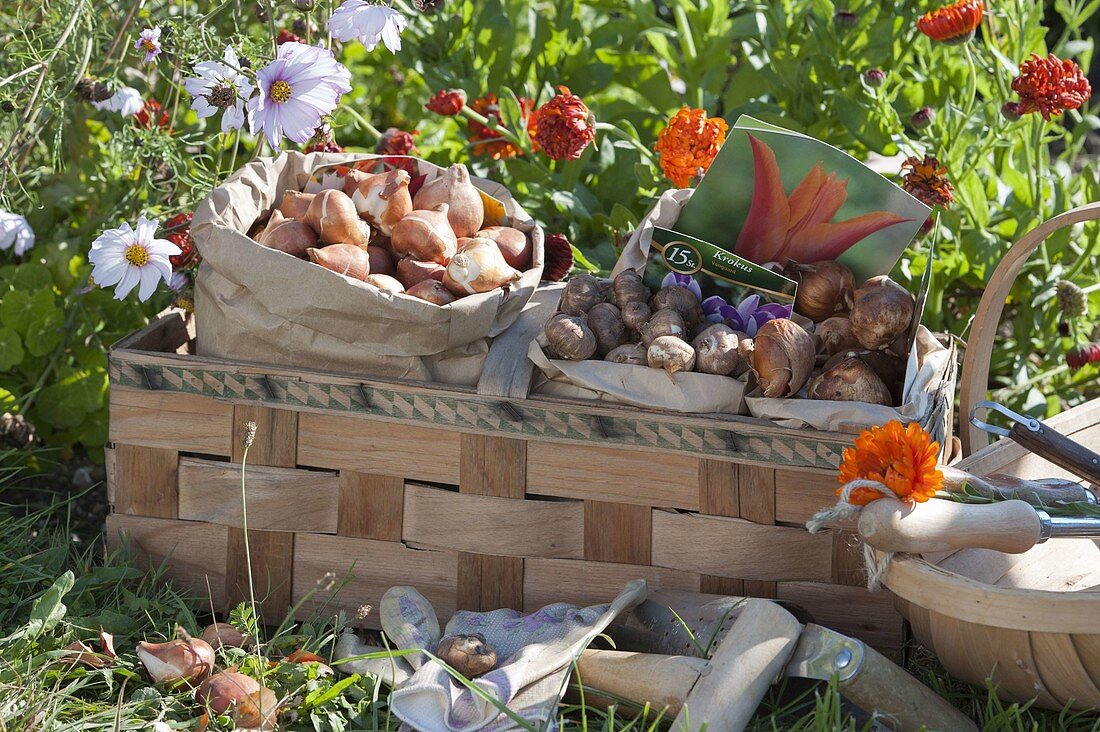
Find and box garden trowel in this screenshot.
[600,589,975,732]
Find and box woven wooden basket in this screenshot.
[883,202,1100,709]
[104,283,947,653]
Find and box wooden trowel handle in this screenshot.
[858,497,1042,554]
[1010,420,1100,486]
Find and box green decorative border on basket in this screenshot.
[109,359,847,469]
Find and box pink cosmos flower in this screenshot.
[328,1,407,53]
[135,27,162,63]
[247,42,352,151]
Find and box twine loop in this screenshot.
[806,479,894,591]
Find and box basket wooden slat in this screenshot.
[105,305,913,652]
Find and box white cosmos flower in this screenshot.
[92,86,145,117]
[0,211,35,257]
[183,46,255,133]
[328,1,407,53]
[89,216,180,301]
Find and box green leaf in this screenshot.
[25,309,64,357]
[0,328,24,371]
[1,289,56,336]
[26,571,75,640]
[304,675,360,707]
[11,263,53,292]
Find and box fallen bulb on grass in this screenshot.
[137,633,215,687]
[200,623,250,651]
[195,670,261,716]
[413,164,485,238]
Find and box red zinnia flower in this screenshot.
[426,88,466,116]
[164,212,199,270]
[134,100,170,130]
[1011,53,1092,121]
[468,93,532,160]
[1067,343,1100,371]
[917,0,983,44]
[901,156,955,209]
[375,127,419,156]
[543,233,574,281]
[527,86,596,161]
[277,29,303,45]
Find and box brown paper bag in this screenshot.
[192,152,544,384]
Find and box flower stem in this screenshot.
[342,105,384,140]
[458,105,525,147]
[594,122,658,165]
[240,428,267,688]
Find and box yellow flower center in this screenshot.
[124,243,150,267]
[141,39,157,52]
[270,80,292,104]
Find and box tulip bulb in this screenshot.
[305,189,369,247]
[413,164,485,238]
[751,318,816,398]
[406,279,457,305]
[604,342,648,365]
[195,670,261,715]
[476,226,531,270]
[279,190,315,220]
[397,257,446,288]
[816,316,861,356]
[784,260,855,322]
[200,623,250,651]
[391,205,458,264]
[353,170,414,236]
[137,635,215,687]
[259,220,317,258]
[366,245,397,276]
[849,276,915,350]
[234,688,279,730]
[307,244,370,281]
[365,273,405,293]
[443,237,519,295]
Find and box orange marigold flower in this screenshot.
[426,88,466,116]
[901,155,955,209]
[528,86,596,161]
[917,0,983,44]
[468,93,532,160]
[654,106,728,188]
[1012,53,1092,121]
[837,420,943,507]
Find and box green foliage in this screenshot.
[1,0,1098,460]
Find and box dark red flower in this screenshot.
[1011,53,1092,121]
[468,93,531,160]
[910,106,935,130]
[426,89,466,116]
[375,127,419,156]
[917,0,982,44]
[1000,101,1022,121]
[277,29,303,45]
[543,233,574,281]
[527,87,596,161]
[863,69,886,88]
[1067,343,1100,370]
[164,212,199,270]
[134,100,170,130]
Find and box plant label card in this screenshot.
[674,115,931,284]
[648,226,797,332]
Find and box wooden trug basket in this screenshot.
[884,202,1100,710]
[105,285,938,653]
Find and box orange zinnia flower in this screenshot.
[528,86,596,161]
[1012,53,1092,121]
[917,0,983,44]
[468,93,532,160]
[736,134,910,263]
[837,421,943,507]
[654,106,728,188]
[901,155,954,208]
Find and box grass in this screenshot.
[1,448,1099,731]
